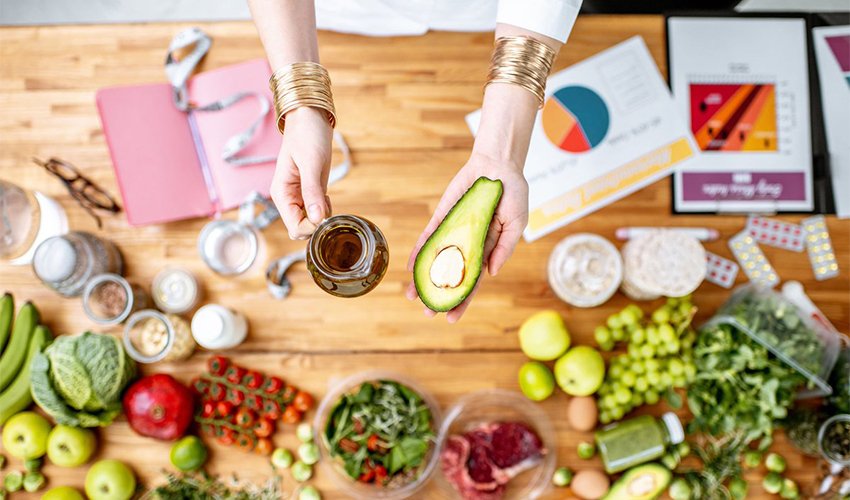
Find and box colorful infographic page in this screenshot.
[668,17,813,213]
[467,37,698,241]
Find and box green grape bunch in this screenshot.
[595,297,698,424]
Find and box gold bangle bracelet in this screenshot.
[269,62,337,133]
[485,36,557,108]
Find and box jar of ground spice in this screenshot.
[82,274,148,326]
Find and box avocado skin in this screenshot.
[413,177,503,312]
[602,463,671,500]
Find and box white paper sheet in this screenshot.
[668,17,813,213]
[813,25,850,219]
[467,36,698,241]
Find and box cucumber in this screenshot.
[0,325,51,425]
[0,302,38,392]
[0,293,13,353]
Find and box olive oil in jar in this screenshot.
[306,215,388,297]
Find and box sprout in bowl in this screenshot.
[436,389,557,500]
[314,371,441,500]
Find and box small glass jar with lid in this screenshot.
[151,267,199,314]
[32,231,123,297]
[82,273,149,326]
[306,214,389,297]
[123,310,195,363]
[595,412,684,474]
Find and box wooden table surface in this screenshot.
[1,15,848,500]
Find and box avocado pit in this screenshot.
[430,245,466,288]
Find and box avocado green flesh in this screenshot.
[602,463,671,500]
[414,177,503,312]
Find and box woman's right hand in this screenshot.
[271,106,334,240]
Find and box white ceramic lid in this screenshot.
[661,412,685,445]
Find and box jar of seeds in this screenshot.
[123,310,195,363]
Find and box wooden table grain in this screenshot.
[1,15,848,500]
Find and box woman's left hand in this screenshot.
[406,151,528,323]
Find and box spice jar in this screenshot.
[191,304,248,350]
[152,268,199,314]
[306,215,389,297]
[819,414,850,466]
[595,412,684,474]
[82,274,149,326]
[32,231,123,297]
[123,310,195,363]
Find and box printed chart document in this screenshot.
[467,36,698,241]
[668,17,813,213]
[813,25,850,218]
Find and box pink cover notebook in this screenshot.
[96,59,280,226]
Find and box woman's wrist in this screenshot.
[472,83,538,172]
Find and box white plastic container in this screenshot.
[548,233,623,308]
[191,304,248,350]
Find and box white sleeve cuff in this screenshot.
[496,0,582,43]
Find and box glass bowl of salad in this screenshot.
[314,371,442,499]
[435,389,557,500]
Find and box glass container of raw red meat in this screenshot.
[435,389,557,500]
[313,370,443,499]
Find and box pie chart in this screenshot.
[542,85,610,153]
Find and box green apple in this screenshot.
[518,361,555,401]
[1,411,52,459]
[42,486,86,500]
[554,346,605,396]
[85,459,136,500]
[48,425,97,467]
[519,310,570,361]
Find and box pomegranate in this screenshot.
[123,374,194,441]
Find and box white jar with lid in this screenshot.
[152,268,199,314]
[191,304,248,350]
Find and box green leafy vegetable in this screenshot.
[30,332,136,427]
[324,380,435,487]
[829,346,850,413]
[144,471,281,500]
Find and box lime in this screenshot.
[170,436,208,472]
[518,361,555,401]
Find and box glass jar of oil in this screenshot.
[306,215,388,297]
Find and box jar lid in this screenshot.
[548,233,623,308]
[661,412,685,445]
[198,220,258,276]
[82,273,134,325]
[152,268,198,313]
[123,310,174,363]
[191,304,228,348]
[33,236,77,282]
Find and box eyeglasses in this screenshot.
[32,157,121,228]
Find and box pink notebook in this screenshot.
[96,59,281,226]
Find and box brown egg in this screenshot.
[566,396,599,432]
[571,469,610,500]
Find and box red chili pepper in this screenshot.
[254,437,273,456]
[227,388,246,406]
[235,432,256,452]
[201,401,216,418]
[281,405,302,424]
[262,399,282,419]
[353,418,365,435]
[234,407,257,428]
[244,394,264,411]
[225,365,247,385]
[262,376,284,395]
[293,391,314,412]
[207,355,230,376]
[253,417,275,438]
[218,427,236,445]
[367,434,380,452]
[244,371,264,389]
[281,385,297,404]
[208,382,227,402]
[374,465,388,485]
[216,400,235,417]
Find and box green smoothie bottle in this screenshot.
[595,412,684,474]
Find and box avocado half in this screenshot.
[602,463,672,500]
[413,177,503,312]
